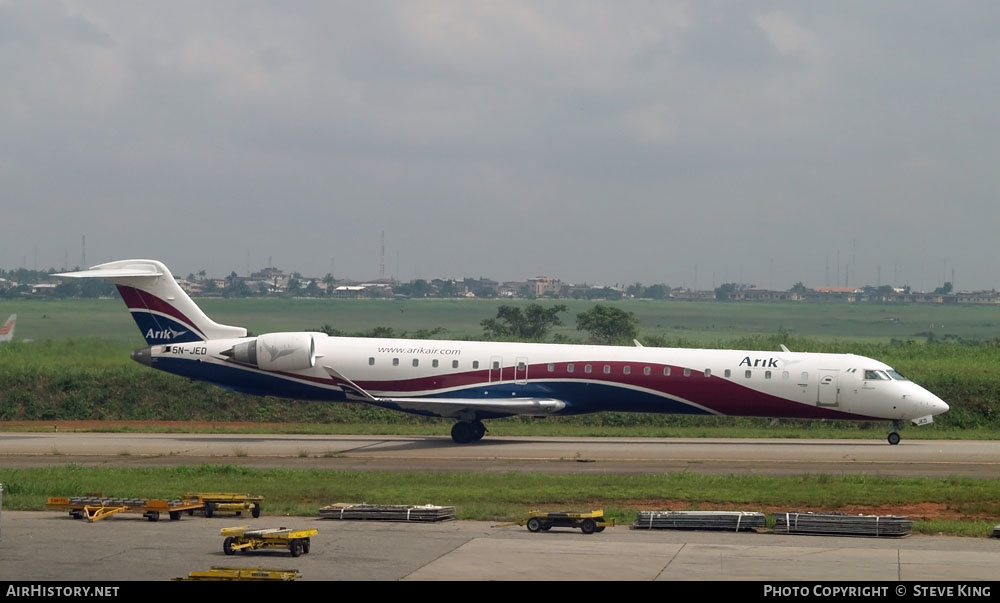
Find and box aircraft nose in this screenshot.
[929,395,949,415]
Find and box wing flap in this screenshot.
[322,365,565,419]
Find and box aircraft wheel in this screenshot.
[472,421,487,441]
[526,518,542,532]
[451,421,476,444]
[888,432,901,445]
[580,519,597,534]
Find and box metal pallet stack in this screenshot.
[772,512,912,537]
[173,567,301,581]
[318,503,455,522]
[633,511,766,532]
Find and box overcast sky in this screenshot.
[2,1,998,291]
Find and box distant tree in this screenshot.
[203,279,219,294]
[877,285,895,298]
[576,304,638,345]
[481,303,567,341]
[322,273,335,296]
[439,280,459,297]
[626,282,645,298]
[304,280,321,297]
[934,282,953,295]
[645,284,670,300]
[55,280,80,298]
[257,282,271,296]
[715,283,738,301]
[285,277,301,295]
[411,279,431,298]
[790,282,809,295]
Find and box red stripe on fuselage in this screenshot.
[272,359,872,420]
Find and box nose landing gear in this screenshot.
[887,420,903,445]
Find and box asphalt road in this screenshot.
[1,433,998,477]
[1,511,999,582]
[2,433,999,583]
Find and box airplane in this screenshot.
[0,314,15,343]
[55,259,949,445]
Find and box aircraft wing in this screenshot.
[322,365,566,420]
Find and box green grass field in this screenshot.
[2,297,1000,430]
[1,466,996,536]
[3,297,1000,344]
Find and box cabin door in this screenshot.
[515,357,529,384]
[489,356,503,383]
[817,370,840,407]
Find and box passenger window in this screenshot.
[473,361,479,369]
[782,371,789,380]
[624,366,631,375]
[704,369,711,377]
[765,371,771,379]
[683,368,691,377]
[603,365,611,374]
[413,359,419,367]
[518,362,526,370]
[664,367,671,376]
[368,357,375,366]
[493,361,500,369]
[745,370,752,378]
[584,364,592,374]
[568,363,575,373]
[643,366,651,376]
[433,359,439,368]
[725,369,731,378]
[547,363,555,372]
[452,360,459,369]
[392,358,399,366]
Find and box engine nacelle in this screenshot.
[225,332,319,372]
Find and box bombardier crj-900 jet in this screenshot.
[57,260,949,445]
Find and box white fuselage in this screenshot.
[143,334,949,423]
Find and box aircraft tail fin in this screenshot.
[0,314,15,342]
[56,260,246,344]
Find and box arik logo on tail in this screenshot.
[146,327,190,341]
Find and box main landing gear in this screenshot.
[451,420,487,444]
[887,420,903,445]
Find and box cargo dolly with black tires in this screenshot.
[220,526,318,557]
[183,493,264,518]
[519,510,613,534]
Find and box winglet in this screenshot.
[633,339,644,347]
[780,344,791,353]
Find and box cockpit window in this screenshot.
[886,370,909,381]
[864,370,890,380]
